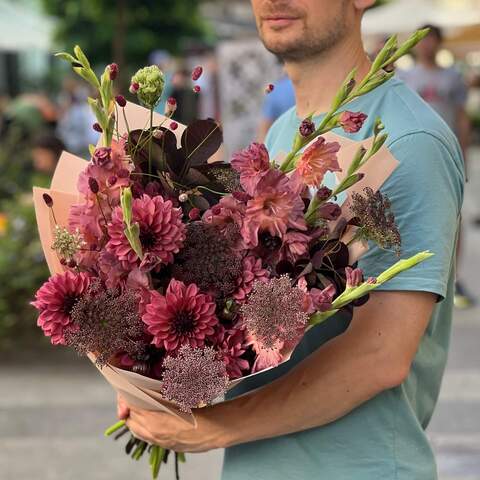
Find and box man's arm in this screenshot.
[123,290,435,452]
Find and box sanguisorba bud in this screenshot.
[42,193,54,207]
[115,95,127,107]
[88,177,100,194]
[129,82,139,94]
[191,65,203,81]
[164,97,177,116]
[299,118,315,138]
[192,85,201,94]
[107,175,117,187]
[170,121,178,131]
[92,122,103,133]
[108,63,119,81]
[264,83,274,94]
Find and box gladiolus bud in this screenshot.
[339,111,367,134]
[191,66,203,81]
[108,63,119,80]
[92,122,103,133]
[317,202,341,220]
[345,266,364,288]
[316,186,332,202]
[299,118,315,137]
[115,95,127,107]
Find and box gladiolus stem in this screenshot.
[104,419,126,436]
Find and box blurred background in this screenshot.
[0,0,480,479]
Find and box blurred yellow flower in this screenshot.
[0,213,7,236]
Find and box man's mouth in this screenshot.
[262,15,300,28]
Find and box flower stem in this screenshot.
[104,419,126,436]
[148,107,154,175]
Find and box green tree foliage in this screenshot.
[42,0,209,68]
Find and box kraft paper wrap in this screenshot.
[33,101,398,420]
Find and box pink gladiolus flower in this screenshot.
[297,137,341,187]
[107,194,185,271]
[242,169,307,247]
[339,111,368,133]
[142,279,218,352]
[31,271,90,345]
[231,142,271,196]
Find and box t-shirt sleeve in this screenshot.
[358,131,464,300]
[262,91,279,121]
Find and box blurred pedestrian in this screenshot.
[399,24,473,308]
[56,77,99,158]
[257,70,295,142]
[31,133,65,187]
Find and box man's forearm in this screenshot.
[205,327,399,448]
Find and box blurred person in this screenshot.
[257,67,295,142]
[56,77,99,158]
[118,3,464,480]
[399,25,473,309]
[169,68,199,125]
[31,133,65,187]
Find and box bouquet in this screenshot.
[31,30,431,479]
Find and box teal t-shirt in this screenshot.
[222,78,465,480]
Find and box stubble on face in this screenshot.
[253,0,349,62]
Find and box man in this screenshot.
[119,2,464,479]
[398,25,472,309]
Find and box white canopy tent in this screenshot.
[362,0,480,36]
[0,0,55,52]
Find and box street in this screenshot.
[1,148,479,480]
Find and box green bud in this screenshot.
[347,145,367,176]
[358,71,395,95]
[55,52,77,64]
[371,34,398,72]
[331,67,357,109]
[73,45,91,69]
[373,117,385,136]
[121,187,133,227]
[385,28,431,66]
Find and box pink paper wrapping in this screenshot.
[33,101,399,419]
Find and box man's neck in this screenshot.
[284,34,372,119]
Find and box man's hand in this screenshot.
[117,395,225,452]
[116,290,436,450]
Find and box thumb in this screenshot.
[117,394,130,420]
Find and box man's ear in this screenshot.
[353,0,376,10]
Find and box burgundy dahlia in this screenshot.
[161,345,228,412]
[142,279,218,351]
[107,194,186,271]
[31,271,90,345]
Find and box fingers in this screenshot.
[126,416,157,445]
[117,394,130,420]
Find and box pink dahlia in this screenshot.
[142,279,218,351]
[31,271,90,345]
[297,137,341,187]
[220,326,250,379]
[233,255,269,302]
[242,170,307,248]
[107,194,186,271]
[231,142,271,196]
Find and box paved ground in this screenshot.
[1,149,480,480]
